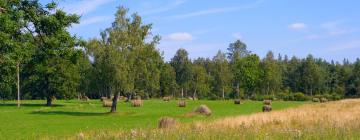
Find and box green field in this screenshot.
[0,99,305,139]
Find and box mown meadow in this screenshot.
[0,99,304,139]
[68,99,360,140]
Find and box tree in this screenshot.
[0,0,35,107]
[233,54,261,98]
[160,63,177,97]
[89,7,160,112]
[227,40,250,64]
[17,1,81,106]
[300,55,323,96]
[212,50,232,99]
[170,49,192,98]
[190,65,210,99]
[261,51,282,95]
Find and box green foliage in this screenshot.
[233,54,262,96]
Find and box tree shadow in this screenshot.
[30,111,110,116]
[0,103,64,107]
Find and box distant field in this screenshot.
[0,99,304,139]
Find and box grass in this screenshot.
[71,99,360,140]
[0,99,304,139]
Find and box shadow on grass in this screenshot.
[0,103,64,107]
[30,111,110,116]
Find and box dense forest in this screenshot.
[1,1,360,108]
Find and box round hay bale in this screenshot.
[102,100,112,107]
[234,99,241,104]
[312,98,320,102]
[163,96,171,102]
[263,100,272,105]
[178,100,186,107]
[158,117,177,129]
[82,96,90,101]
[194,105,212,116]
[320,98,328,103]
[131,99,142,107]
[262,105,272,112]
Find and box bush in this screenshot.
[293,92,308,101]
[312,98,320,102]
[250,94,275,101]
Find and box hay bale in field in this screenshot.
[194,105,212,116]
[158,117,177,129]
[263,100,272,105]
[131,99,142,107]
[163,96,171,102]
[82,96,90,101]
[102,100,112,107]
[178,100,186,107]
[320,98,328,103]
[312,98,320,102]
[262,105,272,112]
[100,97,107,102]
[234,99,241,104]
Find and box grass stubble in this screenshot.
[68,99,360,140]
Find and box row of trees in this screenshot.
[1,1,360,112]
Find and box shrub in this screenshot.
[331,94,342,100]
[312,98,320,102]
[194,105,212,116]
[293,92,308,101]
[320,98,328,103]
[158,117,177,129]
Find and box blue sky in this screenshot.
[41,0,360,62]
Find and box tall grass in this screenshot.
[68,99,360,140]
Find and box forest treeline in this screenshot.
[1,1,360,107]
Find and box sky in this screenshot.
[40,0,360,62]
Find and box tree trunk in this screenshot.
[222,87,225,100]
[193,89,197,99]
[181,88,184,99]
[267,82,269,95]
[236,83,240,99]
[17,62,20,108]
[111,93,119,113]
[46,97,52,106]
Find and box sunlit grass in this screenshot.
[68,99,360,140]
[0,99,304,139]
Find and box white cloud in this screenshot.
[329,40,360,52]
[169,0,265,19]
[63,0,115,15]
[171,7,239,19]
[321,21,352,36]
[140,0,186,16]
[167,32,194,41]
[72,16,112,28]
[288,23,307,30]
[233,33,243,39]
